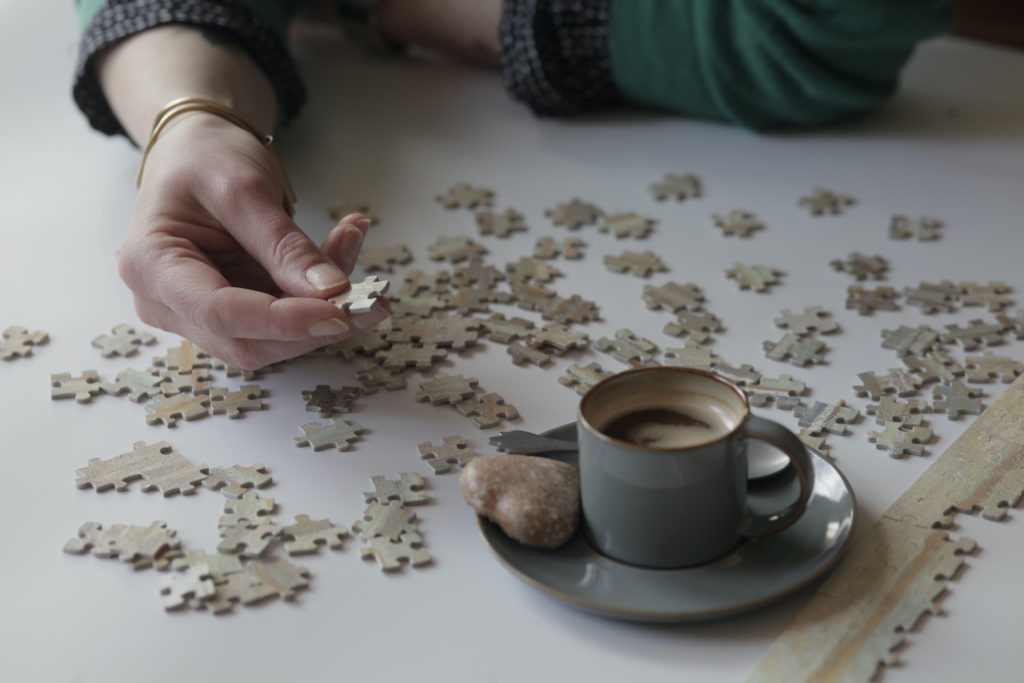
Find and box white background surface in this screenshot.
[2,5,1024,682]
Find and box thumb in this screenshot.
[213,188,350,298]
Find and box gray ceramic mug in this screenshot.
[577,366,814,569]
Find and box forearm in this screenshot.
[96,25,278,146]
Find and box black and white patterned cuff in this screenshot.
[499,0,619,116]
[73,0,306,137]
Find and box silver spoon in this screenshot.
[489,430,792,480]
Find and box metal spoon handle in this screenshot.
[488,430,579,454]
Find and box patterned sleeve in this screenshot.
[73,0,306,137]
[499,0,620,116]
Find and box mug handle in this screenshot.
[740,415,815,538]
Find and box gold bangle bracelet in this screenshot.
[135,96,297,216]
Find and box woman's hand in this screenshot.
[120,112,389,369]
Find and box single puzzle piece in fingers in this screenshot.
[91,323,156,357]
[364,472,428,505]
[1,325,48,359]
[360,532,432,572]
[279,514,349,555]
[328,275,390,315]
[435,182,494,209]
[51,370,102,403]
[76,440,209,496]
[293,418,364,451]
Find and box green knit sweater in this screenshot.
[75,0,953,130]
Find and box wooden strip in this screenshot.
[750,373,1024,682]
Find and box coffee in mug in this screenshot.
[577,366,814,568]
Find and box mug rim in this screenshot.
[577,366,751,453]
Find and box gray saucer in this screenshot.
[476,423,856,623]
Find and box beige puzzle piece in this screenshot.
[0,325,48,359]
[91,323,156,357]
[76,441,209,496]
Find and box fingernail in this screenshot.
[308,318,349,336]
[342,225,364,249]
[352,308,388,329]
[356,217,372,230]
[305,263,347,291]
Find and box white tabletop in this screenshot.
[3,6,1024,682]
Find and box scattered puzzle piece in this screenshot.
[328,275,390,314]
[293,418,364,451]
[219,490,277,528]
[355,361,407,393]
[854,369,923,400]
[210,384,263,418]
[773,307,838,335]
[506,257,563,284]
[712,209,762,237]
[152,340,210,374]
[91,323,156,357]
[360,532,432,572]
[846,285,901,314]
[364,472,428,505]
[528,323,590,355]
[0,325,48,359]
[451,260,505,288]
[903,281,959,314]
[797,430,830,459]
[301,385,360,416]
[559,362,615,394]
[145,392,211,427]
[537,294,601,324]
[959,281,1012,312]
[390,293,450,318]
[663,343,722,371]
[650,173,701,201]
[830,253,888,281]
[507,341,553,367]
[881,325,940,357]
[376,342,448,370]
[763,333,826,366]
[545,199,602,229]
[868,421,934,458]
[51,370,102,403]
[726,263,784,292]
[711,363,761,387]
[902,350,964,384]
[476,208,526,237]
[965,351,1024,383]
[353,501,419,542]
[418,436,479,474]
[427,236,489,263]
[596,329,658,365]
[642,281,705,312]
[889,215,943,241]
[399,269,451,296]
[170,550,244,582]
[76,440,209,496]
[157,368,212,397]
[799,187,855,215]
[160,564,216,610]
[217,524,280,558]
[600,212,656,239]
[604,250,668,277]
[416,373,479,405]
[435,182,494,209]
[794,400,860,436]
[64,520,181,565]
[202,464,272,499]
[745,375,806,409]
[279,514,349,554]
[100,367,163,402]
[533,236,585,260]
[481,313,535,343]
[940,319,1006,350]
[932,381,985,418]
[866,396,930,426]
[455,392,520,429]
[359,244,412,272]
[321,327,390,360]
[663,311,722,344]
